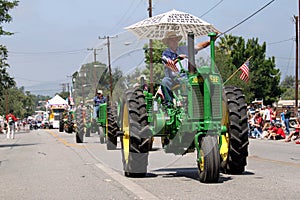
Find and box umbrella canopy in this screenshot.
[125,9,219,40]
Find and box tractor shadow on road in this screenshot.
[0,143,39,148]
[149,167,254,183]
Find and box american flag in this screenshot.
[162,56,179,72]
[239,60,249,82]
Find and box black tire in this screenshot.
[67,123,73,133]
[198,135,220,183]
[107,103,119,150]
[120,88,151,177]
[59,120,64,132]
[75,108,85,143]
[86,127,91,137]
[85,109,91,137]
[221,86,249,174]
[99,126,105,144]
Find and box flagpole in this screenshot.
[223,56,252,85]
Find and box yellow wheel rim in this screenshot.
[199,149,204,171]
[122,103,130,163]
[220,101,229,161]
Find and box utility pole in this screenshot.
[148,0,154,94]
[87,48,102,63]
[295,15,299,114]
[98,35,117,101]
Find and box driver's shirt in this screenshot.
[162,46,188,79]
[94,96,107,106]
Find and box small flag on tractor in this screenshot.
[239,60,249,82]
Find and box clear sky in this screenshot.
[1,0,298,96]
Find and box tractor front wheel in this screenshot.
[197,135,220,183]
[99,126,105,144]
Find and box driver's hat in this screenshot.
[97,90,103,94]
[162,31,182,45]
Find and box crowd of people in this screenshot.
[247,104,300,144]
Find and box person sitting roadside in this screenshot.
[284,118,300,142]
[262,120,276,139]
[268,122,286,140]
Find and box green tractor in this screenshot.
[95,102,119,150]
[59,109,75,134]
[75,105,93,143]
[114,32,249,183]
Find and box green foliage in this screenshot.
[0,0,19,95]
[279,75,300,100]
[72,62,124,104]
[142,40,166,85]
[280,75,294,88]
[0,87,38,118]
[216,34,283,105]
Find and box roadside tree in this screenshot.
[215,34,283,105]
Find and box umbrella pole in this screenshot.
[148,0,154,94]
[149,39,154,94]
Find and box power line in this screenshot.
[108,0,144,33]
[282,41,294,78]
[199,0,224,18]
[220,0,275,36]
[268,38,294,45]
[8,48,87,55]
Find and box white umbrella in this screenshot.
[125,9,219,40]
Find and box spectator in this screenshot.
[284,106,291,135]
[262,105,271,131]
[5,109,17,139]
[262,120,276,139]
[251,109,263,138]
[284,118,300,142]
[271,106,277,122]
[248,112,255,136]
[268,122,286,140]
[0,115,4,134]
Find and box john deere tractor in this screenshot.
[115,32,249,183]
[92,101,119,150]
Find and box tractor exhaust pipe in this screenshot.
[188,32,196,74]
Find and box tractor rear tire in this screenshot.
[67,123,73,133]
[86,127,91,137]
[107,103,119,150]
[222,86,249,174]
[59,120,64,133]
[198,135,220,183]
[120,88,151,177]
[75,108,85,143]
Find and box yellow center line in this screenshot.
[46,130,84,148]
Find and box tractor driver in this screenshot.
[93,90,107,119]
[161,31,209,107]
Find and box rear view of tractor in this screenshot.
[93,102,119,150]
[117,32,249,183]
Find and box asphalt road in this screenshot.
[0,129,299,200]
